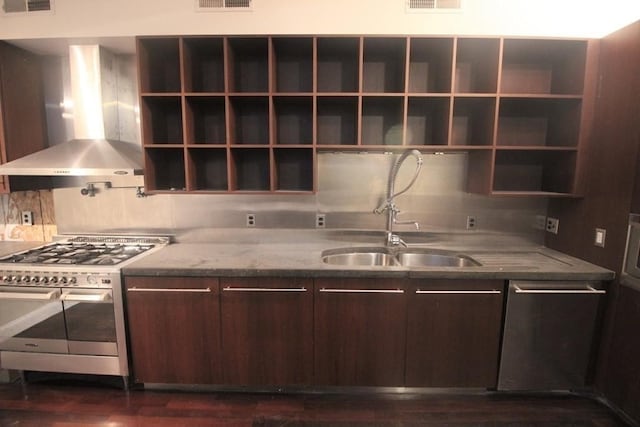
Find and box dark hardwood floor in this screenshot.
[0,379,632,427]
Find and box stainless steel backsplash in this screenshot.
[52,152,547,243]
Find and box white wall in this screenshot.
[1,0,639,53]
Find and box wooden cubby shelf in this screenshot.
[452,97,496,147]
[183,37,225,93]
[408,38,453,94]
[272,37,313,93]
[407,97,450,146]
[501,39,587,95]
[186,96,226,145]
[362,96,404,146]
[138,35,595,196]
[493,150,577,195]
[455,39,500,94]
[188,148,228,191]
[273,97,313,145]
[363,37,406,93]
[141,96,183,144]
[317,37,360,93]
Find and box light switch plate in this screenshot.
[595,228,606,247]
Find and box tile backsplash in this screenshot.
[0,190,56,242]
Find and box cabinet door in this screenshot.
[220,277,313,386]
[314,278,407,386]
[602,284,640,422]
[125,277,221,384]
[405,280,504,387]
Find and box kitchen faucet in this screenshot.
[374,149,423,246]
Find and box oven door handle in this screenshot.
[60,290,112,302]
[0,289,61,300]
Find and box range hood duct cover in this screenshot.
[0,45,143,176]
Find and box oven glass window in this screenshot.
[64,302,116,343]
[0,287,67,353]
[61,289,117,356]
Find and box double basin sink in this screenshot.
[321,246,481,268]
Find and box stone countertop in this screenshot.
[122,229,614,281]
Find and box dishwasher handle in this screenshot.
[513,285,605,294]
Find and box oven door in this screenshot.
[0,287,68,354]
[60,288,117,356]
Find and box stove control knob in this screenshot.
[68,277,77,285]
[48,277,58,284]
[2,275,11,283]
[10,275,18,283]
[59,277,68,285]
[36,276,46,284]
[20,276,31,283]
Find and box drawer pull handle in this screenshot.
[416,290,501,294]
[319,288,404,294]
[514,285,605,294]
[127,287,211,293]
[0,290,60,300]
[222,287,307,292]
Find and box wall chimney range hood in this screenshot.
[0,45,143,176]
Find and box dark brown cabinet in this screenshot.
[0,41,48,193]
[314,278,407,386]
[405,280,504,387]
[219,277,313,386]
[125,277,221,384]
[137,35,595,197]
[601,285,640,422]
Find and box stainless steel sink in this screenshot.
[396,250,480,267]
[321,247,481,268]
[321,247,398,266]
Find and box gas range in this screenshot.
[0,236,169,288]
[0,235,169,385]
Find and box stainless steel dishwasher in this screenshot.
[498,280,605,391]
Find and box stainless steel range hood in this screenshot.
[0,45,143,176]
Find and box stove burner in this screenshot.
[0,241,155,266]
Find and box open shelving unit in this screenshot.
[137,35,596,196]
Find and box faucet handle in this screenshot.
[374,200,395,215]
[387,233,409,247]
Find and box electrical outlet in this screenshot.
[316,214,326,228]
[246,213,256,227]
[21,211,33,226]
[546,217,559,234]
[466,215,476,230]
[595,228,606,247]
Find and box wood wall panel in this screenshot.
[546,20,640,425]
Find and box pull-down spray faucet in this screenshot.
[374,149,423,246]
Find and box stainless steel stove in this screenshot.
[0,235,168,386]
